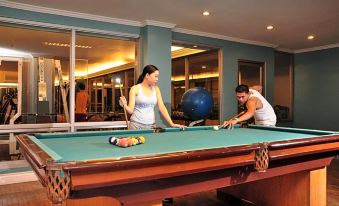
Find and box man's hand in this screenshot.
[222,118,238,129]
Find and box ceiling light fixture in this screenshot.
[202,11,210,16]
[266,25,274,30]
[307,35,315,40]
[0,47,33,58]
[43,42,92,49]
[0,83,18,87]
[171,46,183,52]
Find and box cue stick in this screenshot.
[219,110,246,129]
[116,78,129,129]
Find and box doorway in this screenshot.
[238,60,265,95]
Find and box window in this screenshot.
[0,25,71,124]
[171,45,219,125]
[0,23,137,162]
[74,33,136,122]
[0,24,137,124]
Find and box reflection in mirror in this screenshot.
[0,24,71,124]
[238,60,265,95]
[274,52,293,122]
[237,60,265,119]
[74,33,136,122]
[0,61,18,125]
[171,44,220,126]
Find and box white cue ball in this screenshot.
[213,126,219,131]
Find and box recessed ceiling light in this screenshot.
[266,25,274,30]
[307,35,315,40]
[201,65,207,69]
[202,11,210,16]
[193,45,198,48]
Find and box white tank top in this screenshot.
[249,89,277,126]
[130,84,157,124]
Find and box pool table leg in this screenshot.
[217,167,327,206]
[310,167,326,205]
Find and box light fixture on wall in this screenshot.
[307,35,315,40]
[266,25,274,30]
[202,11,210,16]
[0,47,33,58]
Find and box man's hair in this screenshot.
[78,81,86,90]
[235,84,249,93]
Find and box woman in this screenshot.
[120,65,185,129]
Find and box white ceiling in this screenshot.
[2,0,339,51]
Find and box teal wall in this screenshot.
[1,6,277,126]
[140,26,172,126]
[294,48,339,131]
[0,6,140,35]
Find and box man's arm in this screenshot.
[237,98,256,122]
[222,98,257,128]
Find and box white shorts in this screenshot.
[129,120,156,130]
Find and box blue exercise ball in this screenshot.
[181,87,213,120]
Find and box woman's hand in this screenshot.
[170,123,187,129]
[119,96,127,108]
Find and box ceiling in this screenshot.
[3,0,339,51]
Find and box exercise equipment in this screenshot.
[181,87,214,121]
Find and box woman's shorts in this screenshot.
[129,120,156,130]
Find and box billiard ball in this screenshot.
[213,126,219,131]
[108,136,118,145]
[127,138,134,146]
[131,137,138,145]
[119,138,129,147]
[139,136,146,143]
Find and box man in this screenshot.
[223,84,276,128]
[75,81,90,122]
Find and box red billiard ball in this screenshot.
[119,138,128,147]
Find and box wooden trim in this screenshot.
[77,157,333,205]
[71,151,256,190]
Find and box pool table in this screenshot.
[16,125,339,206]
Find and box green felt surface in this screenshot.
[31,126,334,162]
